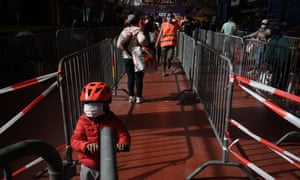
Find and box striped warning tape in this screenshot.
[230,119,300,167]
[0,81,58,135]
[238,83,300,129]
[1,144,66,179]
[234,75,300,103]
[0,72,58,95]
[228,139,275,180]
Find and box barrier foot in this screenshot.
[175,89,201,105]
[113,87,129,98]
[175,89,193,100]
[276,131,300,145]
[186,160,256,180]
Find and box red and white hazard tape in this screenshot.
[230,119,300,167]
[0,72,58,95]
[0,81,58,134]
[2,144,66,179]
[238,83,300,129]
[228,139,275,180]
[235,75,300,103]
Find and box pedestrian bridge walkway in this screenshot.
[1,60,299,179]
[0,29,300,179]
[108,59,300,180]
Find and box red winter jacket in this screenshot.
[71,111,131,169]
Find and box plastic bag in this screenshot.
[132,46,145,72]
[149,32,156,43]
[246,42,254,53]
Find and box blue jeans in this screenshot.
[254,46,264,70]
[124,58,144,97]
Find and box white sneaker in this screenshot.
[129,96,135,103]
[136,97,144,104]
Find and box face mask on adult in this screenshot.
[261,24,267,29]
[166,17,171,23]
[84,102,105,118]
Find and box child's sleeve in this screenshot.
[113,117,131,146]
[71,119,89,153]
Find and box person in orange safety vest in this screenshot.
[155,11,179,76]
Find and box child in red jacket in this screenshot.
[71,81,131,179]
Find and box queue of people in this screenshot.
[115,10,295,101]
[116,11,185,103]
[69,10,299,180]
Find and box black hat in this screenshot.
[127,14,139,25]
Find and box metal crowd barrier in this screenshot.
[192,28,206,43]
[0,140,63,180]
[175,32,196,99]
[0,32,57,85]
[186,41,254,179]
[283,35,300,49]
[239,39,269,81]
[111,39,128,97]
[57,38,125,165]
[0,27,120,88]
[193,29,244,65]
[176,30,184,60]
[193,28,300,117]
[205,30,214,47]
[55,26,119,60]
[186,29,300,178]
[0,116,119,180]
[56,28,89,60]
[181,33,195,83]
[175,33,254,178]
[214,32,244,65]
[198,29,207,43]
[240,38,298,114]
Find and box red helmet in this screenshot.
[80,82,112,102]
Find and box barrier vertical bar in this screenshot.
[175,32,195,100]
[110,40,128,97]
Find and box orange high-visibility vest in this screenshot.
[160,22,177,47]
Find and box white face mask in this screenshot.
[84,103,105,118]
[261,24,267,29]
[166,17,171,23]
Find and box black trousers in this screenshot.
[124,58,144,97]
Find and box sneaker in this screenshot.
[162,72,167,77]
[136,97,144,104]
[129,96,135,103]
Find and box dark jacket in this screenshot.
[265,34,291,61]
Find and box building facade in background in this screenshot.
[0,0,299,36]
